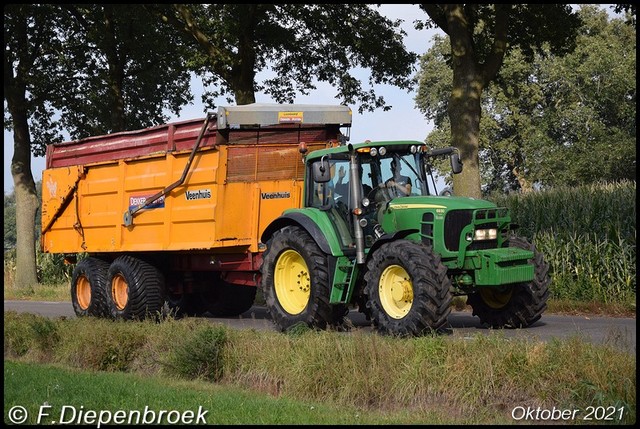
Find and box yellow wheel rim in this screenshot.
[379,265,413,319]
[76,275,91,311]
[111,273,129,311]
[274,249,310,315]
[478,286,513,309]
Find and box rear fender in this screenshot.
[261,210,345,257]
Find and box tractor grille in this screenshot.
[444,209,499,251]
[444,210,471,251]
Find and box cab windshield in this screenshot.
[364,151,428,201]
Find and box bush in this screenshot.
[166,325,227,382]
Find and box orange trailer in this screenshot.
[41,104,352,319]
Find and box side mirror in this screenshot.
[312,159,332,183]
[451,153,463,174]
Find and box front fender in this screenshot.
[364,229,419,265]
[261,209,346,256]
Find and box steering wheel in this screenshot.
[334,199,350,219]
[367,183,392,204]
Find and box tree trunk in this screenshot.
[234,86,256,105]
[10,109,40,289]
[446,5,483,199]
[449,81,483,199]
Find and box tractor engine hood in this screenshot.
[379,195,499,235]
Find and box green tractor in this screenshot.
[260,140,550,336]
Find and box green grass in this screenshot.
[4,312,636,425]
[4,360,455,425]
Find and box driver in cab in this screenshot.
[385,159,412,197]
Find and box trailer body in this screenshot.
[41,104,352,318]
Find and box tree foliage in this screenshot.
[152,4,417,113]
[612,4,636,27]
[415,4,582,198]
[50,5,193,142]
[4,191,17,250]
[4,5,193,287]
[416,5,636,193]
[3,184,42,251]
[521,6,636,188]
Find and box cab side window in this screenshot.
[310,160,350,209]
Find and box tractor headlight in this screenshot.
[474,228,497,241]
[361,197,370,207]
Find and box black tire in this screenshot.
[467,235,550,328]
[261,226,345,331]
[364,240,452,336]
[70,257,110,317]
[164,292,200,318]
[106,255,165,320]
[199,281,257,317]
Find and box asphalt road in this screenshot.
[4,300,636,355]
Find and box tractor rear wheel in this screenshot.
[467,235,550,328]
[106,255,165,320]
[261,226,345,331]
[364,240,452,336]
[70,257,110,317]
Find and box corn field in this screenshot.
[491,180,636,305]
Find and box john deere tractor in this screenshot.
[260,140,550,336]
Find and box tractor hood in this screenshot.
[386,195,497,212]
[380,195,500,236]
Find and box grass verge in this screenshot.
[4,311,636,425]
[5,360,460,425]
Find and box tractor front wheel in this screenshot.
[467,235,550,328]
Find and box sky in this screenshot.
[3,5,442,194]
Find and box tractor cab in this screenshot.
[305,141,462,257]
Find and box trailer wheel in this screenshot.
[106,255,165,320]
[467,235,550,328]
[364,240,452,336]
[70,257,110,317]
[261,226,343,331]
[164,292,200,318]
